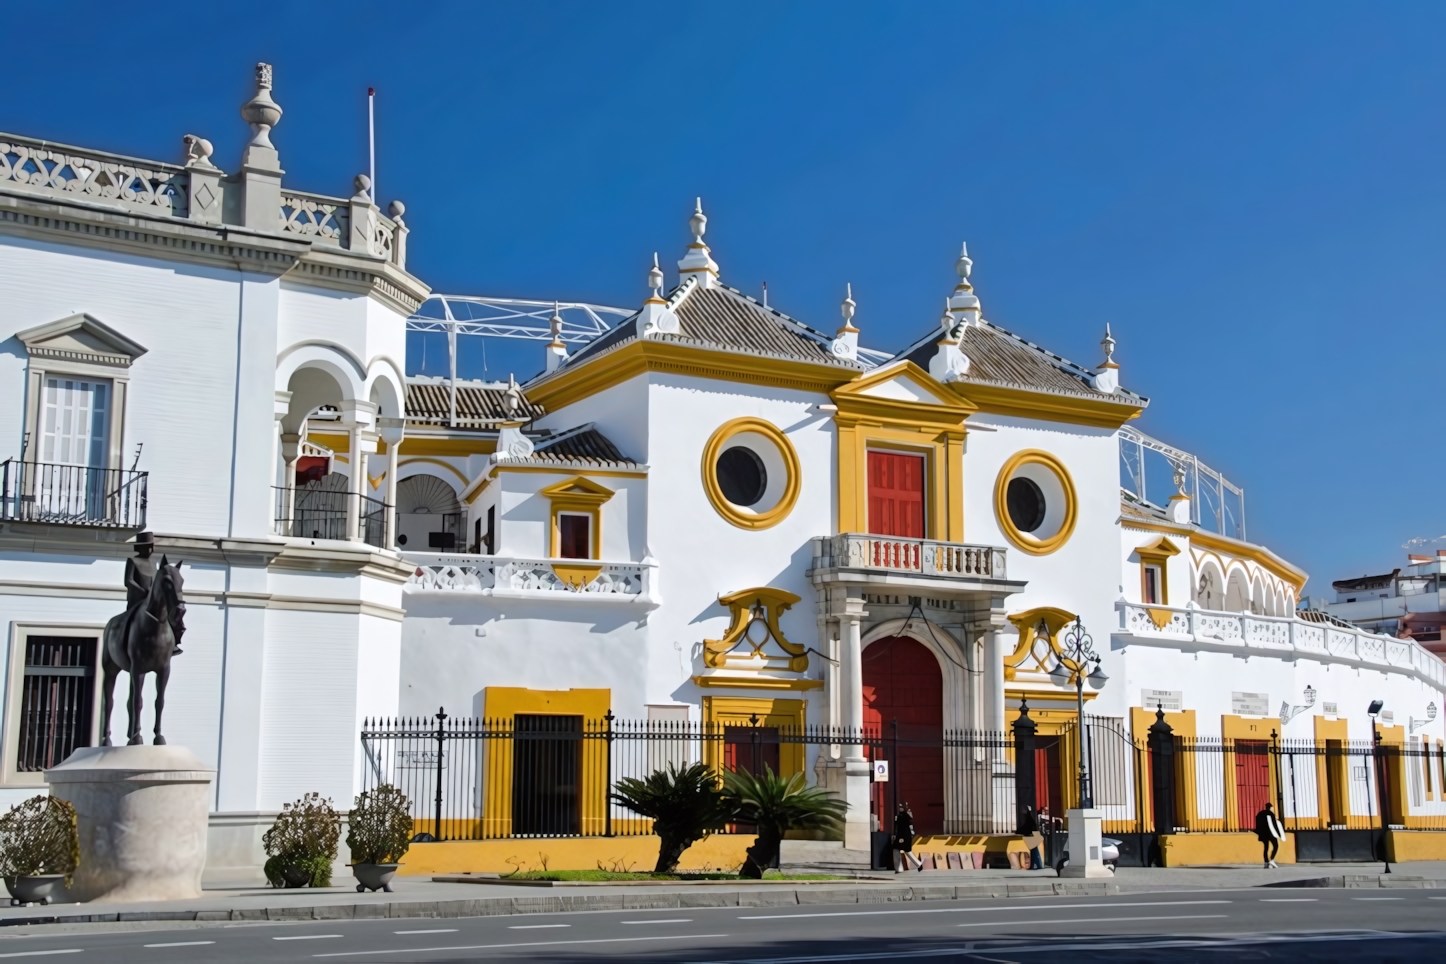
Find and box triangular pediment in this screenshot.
[857,372,941,403]
[833,360,975,424]
[539,475,615,504]
[17,313,148,368]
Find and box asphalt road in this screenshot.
[0,888,1443,962]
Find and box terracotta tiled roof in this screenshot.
[530,424,636,468]
[405,380,543,422]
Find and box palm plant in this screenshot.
[723,766,847,878]
[611,762,736,874]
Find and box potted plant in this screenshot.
[263,793,341,888]
[345,785,413,892]
[0,795,79,905]
[723,766,847,879]
[612,762,736,873]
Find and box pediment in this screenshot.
[17,313,148,368]
[857,373,940,403]
[539,475,615,504]
[833,360,975,421]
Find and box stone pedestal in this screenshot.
[45,746,215,902]
[1059,807,1115,878]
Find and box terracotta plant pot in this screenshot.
[351,863,399,893]
[5,875,68,906]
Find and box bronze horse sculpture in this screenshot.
[101,555,186,746]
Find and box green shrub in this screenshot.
[723,766,846,879]
[263,793,340,888]
[611,762,735,873]
[346,785,413,865]
[0,796,79,885]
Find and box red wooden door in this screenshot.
[863,636,944,834]
[1235,740,1271,830]
[867,452,925,538]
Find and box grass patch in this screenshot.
[501,869,842,882]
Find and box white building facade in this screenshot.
[1,65,1443,876]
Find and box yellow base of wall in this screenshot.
[1159,833,1295,867]
[396,835,757,876]
[1387,831,1446,862]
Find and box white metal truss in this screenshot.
[1118,425,1246,541]
[407,295,633,344]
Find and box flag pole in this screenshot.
[367,87,376,205]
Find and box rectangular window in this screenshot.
[41,378,109,467]
[16,636,97,773]
[867,451,925,538]
[558,513,592,559]
[1142,564,1163,605]
[484,505,496,555]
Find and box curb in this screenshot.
[1257,875,1440,889]
[0,880,1113,928]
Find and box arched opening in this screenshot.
[863,635,944,835]
[396,474,462,551]
[1224,569,1251,613]
[1195,561,1223,610]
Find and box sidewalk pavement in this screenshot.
[0,861,1440,932]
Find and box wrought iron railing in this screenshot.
[273,485,389,548]
[0,460,147,528]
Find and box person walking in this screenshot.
[1021,805,1044,870]
[1255,801,1284,868]
[893,802,922,872]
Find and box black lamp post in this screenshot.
[1367,699,1391,873]
[1048,618,1108,809]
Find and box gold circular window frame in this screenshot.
[994,449,1078,556]
[701,417,801,530]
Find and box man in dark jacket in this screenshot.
[1255,802,1283,868]
[893,803,922,872]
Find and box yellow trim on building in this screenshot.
[399,437,499,457]
[950,382,1145,429]
[1134,537,1179,605]
[701,696,807,777]
[1130,706,1198,833]
[539,476,614,559]
[703,587,808,672]
[398,457,471,485]
[691,675,824,691]
[993,450,1077,556]
[700,417,801,531]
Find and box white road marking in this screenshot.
[274,934,344,940]
[1352,897,1405,901]
[507,923,571,929]
[312,932,729,957]
[0,954,83,960]
[739,900,1232,920]
[1259,898,1318,902]
[393,929,458,934]
[622,918,693,924]
[144,941,217,948]
[958,914,1228,928]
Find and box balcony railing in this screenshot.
[273,486,388,548]
[1117,601,1446,690]
[813,533,1007,581]
[403,552,654,600]
[0,460,147,529]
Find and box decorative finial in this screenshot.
[549,302,563,340]
[839,284,857,330]
[946,242,982,332]
[830,283,860,361]
[1100,323,1117,368]
[545,302,568,372]
[647,252,664,298]
[240,62,283,152]
[955,242,972,281]
[182,134,216,169]
[678,197,720,287]
[690,197,707,243]
[503,374,522,415]
[388,200,406,221]
[352,174,373,202]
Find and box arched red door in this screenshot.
[863,635,944,835]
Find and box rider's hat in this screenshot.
[133,531,155,547]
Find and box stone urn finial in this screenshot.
[241,62,283,149]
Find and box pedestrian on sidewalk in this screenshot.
[1255,801,1284,868]
[1021,805,1044,870]
[893,802,922,872]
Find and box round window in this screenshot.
[716,447,768,507]
[1006,477,1046,533]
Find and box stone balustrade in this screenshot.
[403,553,656,602]
[1116,601,1446,690]
[1,136,189,217]
[814,533,1006,580]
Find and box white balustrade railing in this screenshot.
[280,191,349,243]
[1118,601,1446,690]
[1,136,188,216]
[815,533,1006,580]
[403,553,654,600]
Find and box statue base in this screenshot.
[1058,808,1115,878]
[45,746,215,903]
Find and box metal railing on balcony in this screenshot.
[273,485,389,548]
[0,460,147,528]
[814,533,1006,580]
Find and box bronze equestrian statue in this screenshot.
[102,533,187,746]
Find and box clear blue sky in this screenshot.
[8,2,1445,591]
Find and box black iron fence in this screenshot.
[0,460,147,528]
[273,485,388,547]
[359,711,1446,846]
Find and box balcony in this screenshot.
[0,460,147,529]
[273,485,388,549]
[809,533,1015,596]
[1115,601,1446,689]
[403,552,657,605]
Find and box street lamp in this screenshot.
[1367,700,1390,874]
[1048,618,1107,809]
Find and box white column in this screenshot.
[377,417,405,550]
[984,626,1007,733]
[279,432,300,537]
[344,424,362,542]
[839,604,872,851]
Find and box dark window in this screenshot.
[511,715,582,836]
[716,447,767,506]
[1006,477,1046,533]
[558,514,591,559]
[483,505,496,555]
[1143,564,1161,605]
[18,636,96,772]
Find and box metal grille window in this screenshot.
[17,636,97,771]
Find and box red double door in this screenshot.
[868,451,925,538]
[864,635,944,835]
